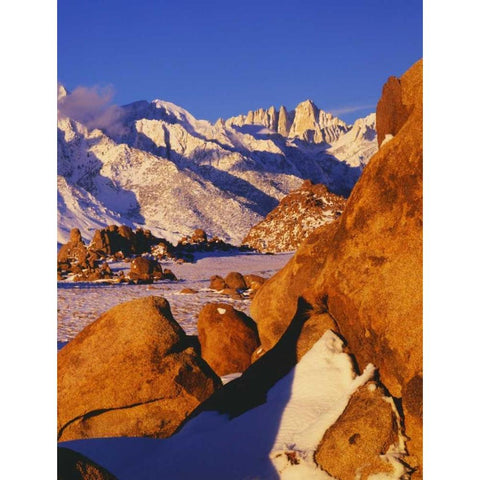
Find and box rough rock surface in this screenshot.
[192,299,335,420]
[250,59,423,474]
[242,180,346,253]
[197,303,260,376]
[376,77,412,147]
[250,221,340,351]
[57,228,114,281]
[57,296,221,441]
[58,447,118,480]
[57,228,89,268]
[314,382,403,480]
[310,60,423,473]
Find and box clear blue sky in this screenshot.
[58,0,422,124]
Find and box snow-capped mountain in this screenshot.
[58,86,377,245]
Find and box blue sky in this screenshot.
[58,0,422,124]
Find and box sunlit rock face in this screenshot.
[57,296,221,441]
[250,59,423,476]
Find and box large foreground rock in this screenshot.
[197,303,259,376]
[311,60,423,476]
[58,296,221,441]
[249,59,423,475]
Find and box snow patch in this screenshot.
[381,133,394,147]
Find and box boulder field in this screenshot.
[250,59,423,476]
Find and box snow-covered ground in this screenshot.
[57,251,293,343]
[61,331,407,479]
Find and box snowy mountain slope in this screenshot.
[58,88,377,245]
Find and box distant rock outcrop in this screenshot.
[57,296,221,441]
[249,59,423,474]
[57,228,114,281]
[242,180,346,253]
[57,228,89,268]
[90,225,162,256]
[208,271,267,299]
[197,303,260,376]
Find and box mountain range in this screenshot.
[58,85,377,245]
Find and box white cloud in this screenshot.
[58,85,126,135]
[329,104,376,116]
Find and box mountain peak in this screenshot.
[224,99,351,144]
[57,83,68,101]
[296,98,317,109]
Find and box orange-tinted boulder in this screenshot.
[191,228,208,243]
[58,296,221,441]
[314,382,404,480]
[224,271,247,290]
[163,268,177,281]
[311,59,423,400]
[250,220,339,351]
[129,256,163,282]
[209,275,226,291]
[197,303,260,376]
[180,288,198,294]
[243,274,267,290]
[89,225,161,256]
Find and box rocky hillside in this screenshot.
[250,59,423,476]
[58,89,377,245]
[242,180,346,253]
